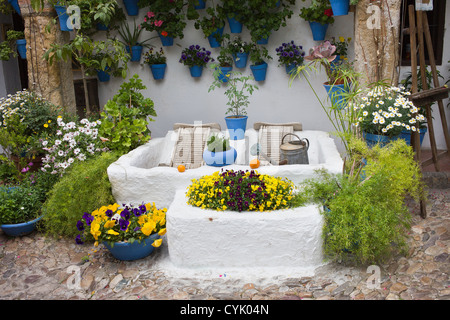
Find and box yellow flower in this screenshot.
[107,229,119,236]
[142,220,156,236]
[44,123,48,128]
[104,220,115,229]
[48,120,51,123]
[90,222,101,240]
[158,228,166,236]
[152,239,162,247]
[339,36,345,42]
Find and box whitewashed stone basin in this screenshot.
[107,129,343,209]
[166,189,324,269]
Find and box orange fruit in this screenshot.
[249,158,260,169]
[177,165,186,172]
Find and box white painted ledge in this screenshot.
[166,190,324,270]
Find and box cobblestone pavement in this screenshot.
[0,189,449,301]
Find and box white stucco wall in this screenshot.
[96,1,355,155]
[398,2,450,151]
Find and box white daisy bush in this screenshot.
[355,85,426,137]
[41,117,108,175]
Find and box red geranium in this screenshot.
[324,8,333,17]
[161,31,168,37]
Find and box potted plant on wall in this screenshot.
[203,133,237,167]
[118,20,152,62]
[0,30,26,60]
[194,6,225,48]
[209,70,259,140]
[329,0,361,17]
[227,36,251,69]
[300,0,335,41]
[248,43,272,82]
[275,40,306,75]
[143,47,167,80]
[328,36,351,70]
[179,44,214,78]
[140,0,188,46]
[245,0,296,45]
[214,46,234,83]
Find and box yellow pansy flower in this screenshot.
[142,220,156,236]
[90,222,101,240]
[44,123,48,128]
[104,220,115,229]
[158,228,166,236]
[152,239,162,247]
[107,229,119,236]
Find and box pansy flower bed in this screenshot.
[75,202,167,247]
[186,169,295,212]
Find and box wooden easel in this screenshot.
[407,5,450,218]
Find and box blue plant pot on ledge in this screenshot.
[363,131,399,148]
[189,65,203,78]
[103,233,161,261]
[123,0,139,16]
[16,39,26,59]
[54,5,73,31]
[150,64,167,80]
[203,147,237,167]
[225,115,248,140]
[8,0,21,15]
[309,22,328,41]
[1,216,43,237]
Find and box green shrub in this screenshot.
[40,152,119,238]
[301,138,424,265]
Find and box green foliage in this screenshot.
[300,138,424,265]
[99,74,156,154]
[0,155,19,185]
[40,152,119,238]
[299,0,335,25]
[0,185,42,224]
[207,133,230,152]
[209,70,259,116]
[143,47,167,65]
[248,42,273,65]
[0,30,25,61]
[194,6,225,39]
[118,19,152,48]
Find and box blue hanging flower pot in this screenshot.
[329,0,350,16]
[150,63,167,80]
[207,27,224,48]
[16,39,26,59]
[233,52,248,69]
[189,65,203,78]
[7,0,21,15]
[250,62,268,82]
[122,0,139,16]
[218,66,232,83]
[309,22,328,41]
[285,63,298,75]
[97,68,111,82]
[227,15,243,33]
[194,0,206,9]
[159,33,174,46]
[96,23,109,31]
[126,45,143,62]
[54,5,73,31]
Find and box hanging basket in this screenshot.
[122,0,139,16]
[309,22,328,41]
[329,0,350,16]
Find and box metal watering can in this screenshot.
[280,133,309,165]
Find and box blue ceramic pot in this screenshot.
[150,63,167,80]
[16,39,26,59]
[227,16,242,33]
[194,0,206,9]
[363,131,399,148]
[1,216,43,237]
[323,82,351,109]
[225,115,248,140]
[398,127,427,146]
[233,52,248,69]
[54,5,73,31]
[256,35,269,45]
[329,0,350,16]
[103,233,161,261]
[250,62,268,82]
[330,55,342,72]
[159,33,174,46]
[285,63,298,75]
[8,0,21,15]
[96,23,109,31]
[189,65,203,78]
[208,27,224,48]
[123,0,139,16]
[97,68,111,82]
[126,45,143,62]
[218,66,232,82]
[309,22,328,41]
[203,147,237,167]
